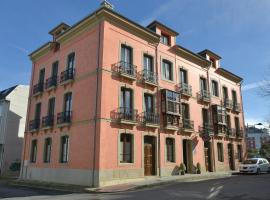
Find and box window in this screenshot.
[120,133,133,163]
[202,108,209,125]
[120,88,133,110]
[121,45,132,65]
[237,145,243,162]
[162,60,173,81]
[210,57,216,68]
[166,138,175,162]
[60,135,69,163]
[200,77,207,91]
[35,103,41,120]
[165,90,180,114]
[217,143,224,162]
[143,55,153,72]
[235,117,240,130]
[39,68,45,84]
[44,138,52,163]
[222,86,228,101]
[180,69,188,84]
[30,140,37,163]
[51,61,58,77]
[48,98,55,117]
[212,80,219,97]
[226,115,231,128]
[64,92,72,112]
[181,103,190,119]
[144,94,154,113]
[67,53,75,69]
[160,33,170,45]
[232,90,237,104]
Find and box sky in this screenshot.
[0,0,270,126]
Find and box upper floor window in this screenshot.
[51,61,58,77]
[222,86,228,100]
[232,90,238,103]
[212,80,219,97]
[162,60,173,81]
[160,33,170,45]
[121,44,133,65]
[237,145,243,162]
[163,90,180,114]
[35,103,42,120]
[200,77,207,91]
[235,117,240,130]
[210,57,216,68]
[166,138,175,162]
[67,53,75,69]
[30,139,37,163]
[120,133,133,163]
[226,115,231,128]
[60,135,69,163]
[202,108,209,124]
[64,92,72,112]
[44,138,52,163]
[180,69,188,84]
[181,103,190,119]
[144,93,154,113]
[120,88,133,110]
[39,68,45,84]
[144,54,153,72]
[217,143,224,162]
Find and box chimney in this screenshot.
[100,0,114,10]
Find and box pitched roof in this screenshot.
[198,49,222,60]
[215,68,243,83]
[147,20,179,36]
[0,85,17,100]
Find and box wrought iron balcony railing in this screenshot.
[29,119,40,131]
[163,114,180,130]
[178,83,192,97]
[199,123,214,135]
[142,111,160,126]
[227,127,236,138]
[116,61,137,79]
[232,102,241,112]
[33,82,44,95]
[236,128,244,138]
[182,118,194,131]
[197,90,210,102]
[57,111,72,124]
[60,68,74,83]
[45,76,58,89]
[117,107,137,123]
[141,69,158,85]
[42,115,54,127]
[223,99,233,109]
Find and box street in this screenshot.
[1,174,270,200]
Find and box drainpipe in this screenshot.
[92,13,102,187]
[239,81,246,159]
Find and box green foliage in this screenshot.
[179,163,186,172]
[9,160,21,171]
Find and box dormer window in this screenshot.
[160,33,170,46]
[210,57,216,68]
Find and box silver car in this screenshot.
[239,158,270,174]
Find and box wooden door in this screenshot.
[204,147,209,172]
[144,144,153,176]
[228,144,235,170]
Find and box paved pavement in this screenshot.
[1,174,270,199]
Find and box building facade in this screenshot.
[21,4,246,187]
[246,126,270,150]
[0,85,29,176]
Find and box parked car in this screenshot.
[239,158,270,174]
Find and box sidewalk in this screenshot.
[86,171,237,193]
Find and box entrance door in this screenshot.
[204,141,213,172]
[144,136,155,176]
[228,144,235,170]
[183,139,193,173]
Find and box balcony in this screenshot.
[60,68,74,85]
[199,123,214,136]
[177,83,192,97]
[116,61,137,80]
[163,114,180,131]
[222,99,233,110]
[232,102,241,113]
[57,111,72,126]
[142,112,160,128]
[140,69,158,86]
[227,128,236,138]
[236,128,244,138]
[29,119,40,131]
[197,90,210,103]
[181,118,194,132]
[215,125,226,136]
[33,82,44,96]
[45,76,58,90]
[116,107,137,125]
[41,115,54,128]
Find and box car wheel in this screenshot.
[257,168,261,175]
[267,168,270,174]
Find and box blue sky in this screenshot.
[0,0,269,126]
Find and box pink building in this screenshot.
[21,3,246,187]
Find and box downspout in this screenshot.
[92,13,102,187]
[21,61,35,179]
[239,81,246,159]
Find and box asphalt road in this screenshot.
[1,174,270,200]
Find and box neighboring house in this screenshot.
[21,2,246,187]
[0,85,29,176]
[246,126,270,150]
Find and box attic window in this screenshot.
[160,33,170,46]
[210,57,216,68]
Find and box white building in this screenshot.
[246,126,270,150]
[0,85,29,176]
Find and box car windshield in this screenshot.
[243,159,258,164]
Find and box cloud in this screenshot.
[8,43,29,54]
[139,0,179,26]
[242,80,270,91]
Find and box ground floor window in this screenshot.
[166,138,175,162]
[217,143,224,162]
[120,133,133,163]
[43,138,52,163]
[30,139,37,163]
[60,136,69,163]
[237,145,243,162]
